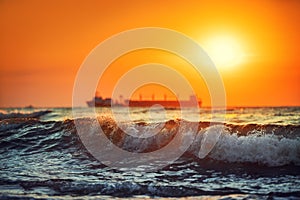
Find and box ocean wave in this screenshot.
[0,110,52,120]
[0,117,299,167]
[204,129,300,166]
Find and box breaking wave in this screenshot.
[1,116,299,167]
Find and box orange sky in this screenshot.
[0,0,299,107]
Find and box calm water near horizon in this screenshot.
[0,107,299,199]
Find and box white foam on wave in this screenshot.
[78,118,300,167]
[198,125,222,159]
[120,122,165,138]
[205,127,300,166]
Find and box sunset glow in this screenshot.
[0,0,299,107]
[1,2,300,197]
[203,36,244,69]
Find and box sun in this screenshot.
[203,36,244,69]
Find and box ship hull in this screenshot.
[126,100,202,108]
[86,101,111,107]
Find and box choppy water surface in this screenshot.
[0,107,299,199]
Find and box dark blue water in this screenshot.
[0,107,299,199]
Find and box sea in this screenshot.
[0,107,299,200]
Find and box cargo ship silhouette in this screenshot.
[87,95,202,108]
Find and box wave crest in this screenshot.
[1,116,299,167]
[205,128,300,166]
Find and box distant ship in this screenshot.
[87,95,201,108]
[86,96,113,107]
[125,95,202,108]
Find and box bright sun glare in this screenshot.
[204,36,244,69]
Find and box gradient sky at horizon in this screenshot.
[0,0,299,107]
